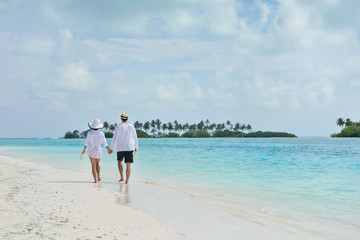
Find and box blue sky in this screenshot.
[1,0,359,138]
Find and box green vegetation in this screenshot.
[245,131,296,138]
[136,130,150,138]
[64,119,296,138]
[164,132,181,138]
[182,130,211,138]
[212,129,244,137]
[104,131,114,138]
[332,117,360,137]
[64,130,80,138]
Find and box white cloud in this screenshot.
[48,100,69,111]
[323,0,339,4]
[257,1,272,26]
[207,87,234,106]
[19,36,53,55]
[242,74,336,109]
[215,67,234,80]
[58,28,73,41]
[105,38,216,63]
[54,61,96,91]
[111,69,124,78]
[304,80,334,104]
[156,72,205,101]
[243,76,298,109]
[1,0,360,137]
[157,85,180,100]
[349,78,360,87]
[0,32,53,55]
[205,1,239,35]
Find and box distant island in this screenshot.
[332,118,360,137]
[64,119,296,138]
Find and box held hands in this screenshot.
[106,146,113,154]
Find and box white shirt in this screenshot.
[110,122,139,152]
[84,130,108,158]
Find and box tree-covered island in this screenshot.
[64,119,296,138]
[332,118,360,137]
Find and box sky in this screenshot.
[1,0,360,138]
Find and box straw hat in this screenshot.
[121,112,129,120]
[88,119,104,130]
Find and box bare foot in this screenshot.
[119,178,124,182]
[125,180,129,184]
[94,180,98,183]
[98,177,102,182]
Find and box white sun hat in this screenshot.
[88,118,104,130]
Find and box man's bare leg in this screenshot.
[125,163,131,184]
[118,161,124,182]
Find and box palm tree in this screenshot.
[173,120,180,133]
[103,121,109,131]
[226,120,233,131]
[168,122,174,132]
[234,123,241,132]
[197,121,204,131]
[161,123,168,133]
[345,118,353,127]
[336,118,345,128]
[246,124,252,132]
[72,130,80,138]
[151,120,156,133]
[109,124,116,132]
[151,128,156,136]
[189,124,196,130]
[209,123,216,132]
[143,121,150,133]
[156,119,162,133]
[134,121,141,130]
[205,119,210,130]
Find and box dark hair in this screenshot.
[88,123,99,130]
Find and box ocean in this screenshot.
[1,137,359,239]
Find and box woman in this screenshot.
[82,119,111,183]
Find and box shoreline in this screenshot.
[0,155,177,240]
[1,145,359,240]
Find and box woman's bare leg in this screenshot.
[89,156,98,183]
[96,158,101,182]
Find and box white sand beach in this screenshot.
[0,155,176,240]
[1,152,358,240]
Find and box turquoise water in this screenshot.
[1,137,360,234]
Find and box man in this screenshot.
[109,112,138,184]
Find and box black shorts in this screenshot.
[117,151,134,163]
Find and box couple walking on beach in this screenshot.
[81,112,139,184]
